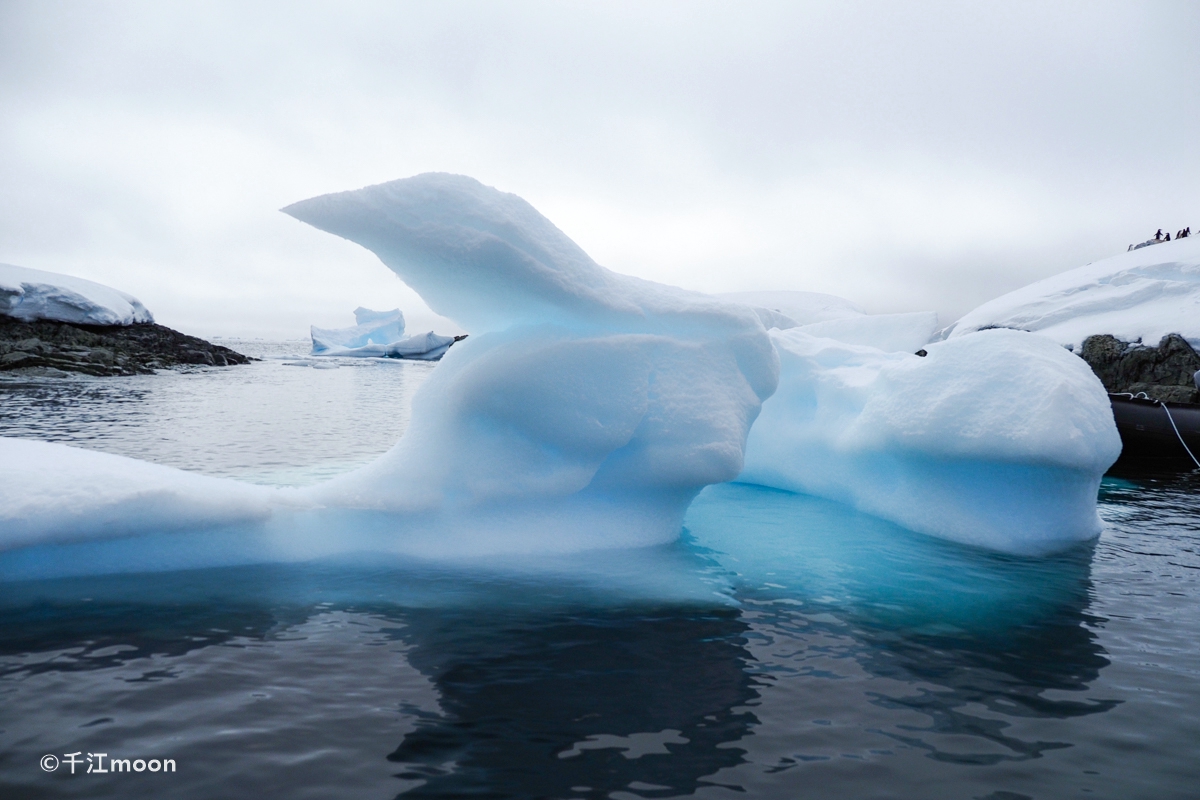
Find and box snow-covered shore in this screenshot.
[943,235,1200,349]
[1,263,153,326]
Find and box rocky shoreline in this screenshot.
[1078,333,1200,404]
[0,317,252,376]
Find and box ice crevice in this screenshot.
[0,173,1121,577]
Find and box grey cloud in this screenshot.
[1,1,1198,336]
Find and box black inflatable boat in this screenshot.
[1108,393,1200,470]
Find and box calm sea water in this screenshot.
[1,342,1198,799]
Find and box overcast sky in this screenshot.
[2,1,1198,338]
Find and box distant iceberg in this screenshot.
[310,306,458,360]
[311,307,406,352]
[0,263,153,326]
[943,236,1200,348]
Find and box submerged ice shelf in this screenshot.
[0,174,1122,579]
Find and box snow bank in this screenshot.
[0,263,153,325]
[945,236,1200,348]
[283,174,779,551]
[311,307,405,352]
[739,328,1121,555]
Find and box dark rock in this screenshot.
[0,317,253,377]
[1078,333,1200,403]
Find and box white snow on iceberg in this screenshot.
[0,263,153,326]
[738,328,1121,555]
[944,236,1200,348]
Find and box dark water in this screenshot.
[1,350,1199,799]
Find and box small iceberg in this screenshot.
[310,307,460,360]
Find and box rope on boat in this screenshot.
[1160,402,1200,469]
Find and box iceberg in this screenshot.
[282,174,779,552]
[0,263,154,326]
[311,331,459,360]
[310,306,458,360]
[0,173,1123,575]
[943,236,1200,348]
[738,327,1122,555]
[311,307,406,352]
[0,174,778,568]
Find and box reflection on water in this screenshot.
[1,352,1199,798]
[0,497,1160,800]
[388,607,756,798]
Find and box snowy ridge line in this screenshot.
[944,235,1200,349]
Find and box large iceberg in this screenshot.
[943,236,1200,348]
[0,173,1122,575]
[0,174,779,567]
[0,263,154,325]
[738,327,1122,555]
